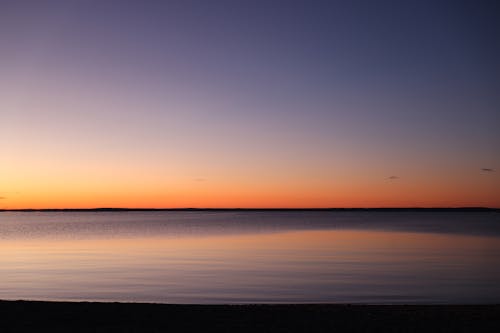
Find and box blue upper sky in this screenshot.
[1,0,499,208]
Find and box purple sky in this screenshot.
[1,0,499,208]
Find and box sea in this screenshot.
[1,210,500,304]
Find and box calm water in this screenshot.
[1,211,500,304]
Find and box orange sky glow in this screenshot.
[1,1,499,209]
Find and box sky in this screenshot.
[1,0,499,209]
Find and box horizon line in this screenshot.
[1,207,498,212]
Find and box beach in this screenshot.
[3,211,500,331]
[1,300,500,332]
[2,0,499,331]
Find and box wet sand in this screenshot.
[1,300,499,332]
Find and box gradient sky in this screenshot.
[1,0,499,208]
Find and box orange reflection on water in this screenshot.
[2,229,500,303]
[1,229,498,274]
[2,228,498,256]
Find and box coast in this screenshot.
[1,300,499,332]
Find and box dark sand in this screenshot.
[1,301,499,332]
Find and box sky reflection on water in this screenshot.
[1,212,500,304]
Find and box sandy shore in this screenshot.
[1,301,500,332]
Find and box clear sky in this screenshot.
[1,0,499,208]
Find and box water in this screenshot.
[1,211,500,304]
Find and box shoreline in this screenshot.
[2,300,499,332]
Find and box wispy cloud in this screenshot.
[0,197,5,200]
[481,168,494,172]
[387,176,399,180]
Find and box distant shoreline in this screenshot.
[1,207,498,212]
[1,300,499,332]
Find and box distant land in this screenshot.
[0,207,498,212]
